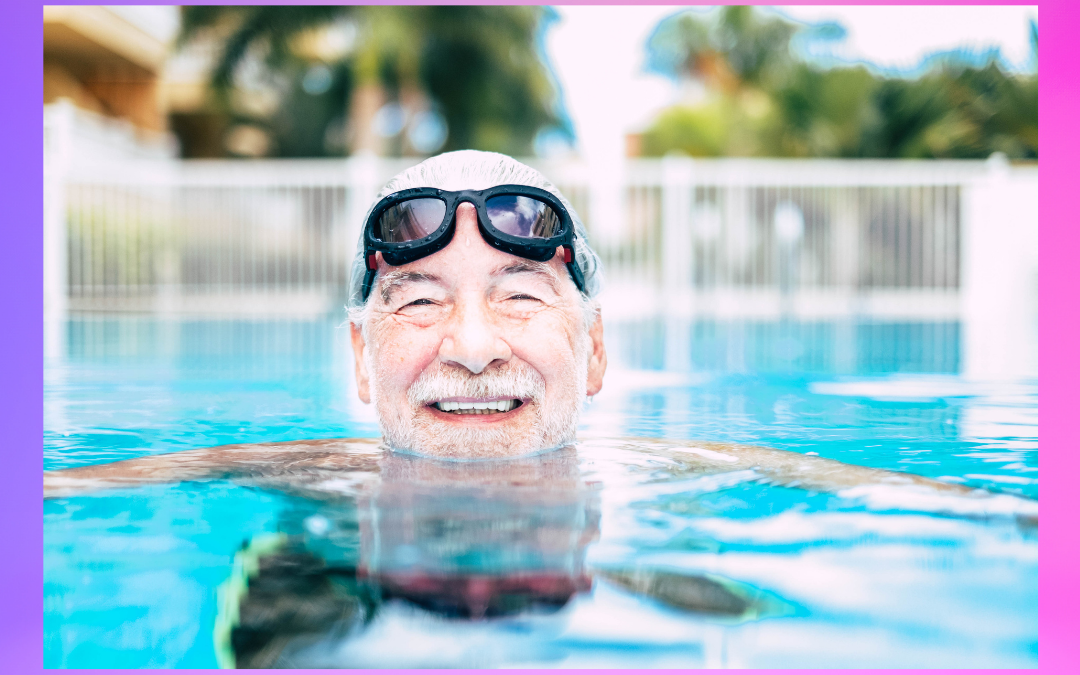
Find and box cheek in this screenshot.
[371,325,441,397]
[511,320,583,386]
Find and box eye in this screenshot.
[397,297,439,313]
[509,293,540,301]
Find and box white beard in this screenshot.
[366,329,589,459]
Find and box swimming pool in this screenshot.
[43,314,1037,668]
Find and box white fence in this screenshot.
[44,103,1037,329]
[61,159,364,314]
[590,158,979,319]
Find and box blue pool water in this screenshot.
[44,315,1037,668]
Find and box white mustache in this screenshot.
[407,364,545,406]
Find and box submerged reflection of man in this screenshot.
[216,446,801,668]
[215,447,600,668]
[357,448,599,619]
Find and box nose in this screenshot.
[435,200,512,373]
[438,299,512,374]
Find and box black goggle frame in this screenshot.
[358,185,587,302]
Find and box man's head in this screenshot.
[346,150,607,459]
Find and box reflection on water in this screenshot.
[44,315,1037,667]
[213,448,791,668]
[354,450,596,619]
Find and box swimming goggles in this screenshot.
[358,185,587,302]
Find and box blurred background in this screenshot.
[43,5,1038,381]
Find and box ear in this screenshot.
[350,322,372,404]
[585,310,607,397]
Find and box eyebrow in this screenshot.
[378,270,443,304]
[494,260,560,292]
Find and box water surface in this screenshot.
[44,315,1037,668]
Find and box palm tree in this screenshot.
[176,6,569,158]
[639,6,1037,159]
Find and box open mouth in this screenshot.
[429,399,524,415]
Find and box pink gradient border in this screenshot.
[12,1,1073,673]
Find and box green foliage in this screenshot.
[415,6,566,157]
[181,6,346,91]
[178,6,566,157]
[647,6,795,93]
[641,7,1037,159]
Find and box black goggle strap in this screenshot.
[563,245,587,295]
[359,251,378,303]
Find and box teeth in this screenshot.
[434,400,517,414]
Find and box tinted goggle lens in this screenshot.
[375,198,447,243]
[484,195,562,239]
[374,195,562,243]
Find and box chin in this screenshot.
[379,403,580,460]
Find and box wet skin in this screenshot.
[41,435,1037,529]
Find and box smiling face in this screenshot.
[350,201,606,459]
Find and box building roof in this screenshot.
[44,5,179,76]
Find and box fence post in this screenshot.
[155,160,181,313]
[586,153,625,258]
[832,187,860,293]
[44,100,73,322]
[661,156,694,311]
[660,156,694,370]
[773,200,804,302]
[961,154,1039,378]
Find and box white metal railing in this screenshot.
[607,158,972,290]
[55,156,427,314]
[44,103,1036,322]
[63,160,354,313]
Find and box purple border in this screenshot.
[8,0,44,672]
[16,1,1075,673]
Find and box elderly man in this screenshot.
[42,150,1036,525]
[342,150,606,459]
